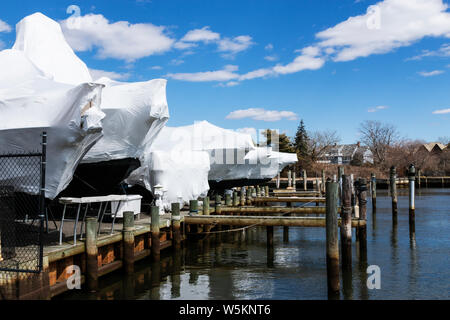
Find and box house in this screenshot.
[420,142,447,155]
[317,142,373,165]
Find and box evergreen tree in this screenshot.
[294,119,309,159]
[261,129,294,153]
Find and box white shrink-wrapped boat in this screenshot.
[0,49,105,199]
[64,77,169,197]
[126,125,211,209]
[8,13,170,197]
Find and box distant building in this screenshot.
[317,142,373,165]
[420,142,447,155]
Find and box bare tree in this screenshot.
[437,136,450,146]
[358,120,399,165]
[308,129,341,162]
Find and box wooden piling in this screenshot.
[357,178,367,260]
[151,206,160,262]
[264,185,269,197]
[123,211,135,274]
[85,217,98,292]
[321,169,326,194]
[267,226,274,247]
[224,193,231,206]
[341,175,352,271]
[246,188,252,205]
[190,200,198,215]
[288,170,292,188]
[390,166,398,219]
[233,191,239,207]
[240,188,246,206]
[171,203,181,250]
[325,180,340,294]
[371,173,376,212]
[203,196,210,215]
[215,195,222,214]
[276,173,280,189]
[338,167,344,200]
[303,169,307,191]
[292,172,296,190]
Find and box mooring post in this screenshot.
[267,226,274,247]
[171,203,181,250]
[215,194,222,214]
[240,188,246,206]
[338,167,344,200]
[408,164,416,234]
[189,200,198,216]
[326,180,340,294]
[246,188,252,205]
[85,217,98,292]
[225,193,232,206]
[292,171,297,190]
[390,166,398,219]
[233,191,239,207]
[276,173,280,189]
[123,211,135,274]
[264,185,269,197]
[341,175,352,272]
[357,178,368,261]
[321,169,326,194]
[203,196,210,215]
[303,169,307,191]
[371,173,376,212]
[288,170,292,188]
[151,206,160,262]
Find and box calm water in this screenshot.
[57,188,450,300]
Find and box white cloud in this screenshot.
[432,108,450,114]
[0,19,11,33]
[418,70,444,77]
[265,43,274,51]
[173,41,197,50]
[264,55,278,61]
[89,68,131,81]
[181,26,220,43]
[368,105,389,112]
[407,43,450,60]
[272,53,325,75]
[150,65,162,70]
[316,0,450,62]
[218,35,254,58]
[167,65,239,82]
[60,14,175,61]
[217,81,240,87]
[0,40,5,50]
[226,108,298,121]
[170,58,185,66]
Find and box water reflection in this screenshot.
[55,188,450,300]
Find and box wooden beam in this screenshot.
[184,215,365,227]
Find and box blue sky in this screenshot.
[0,0,449,144]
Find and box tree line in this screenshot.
[260,120,450,177]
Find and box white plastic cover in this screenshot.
[126,125,211,209]
[126,121,297,207]
[12,12,93,86]
[10,12,169,174]
[82,77,169,164]
[0,49,105,199]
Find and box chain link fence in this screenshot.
[0,132,46,284]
